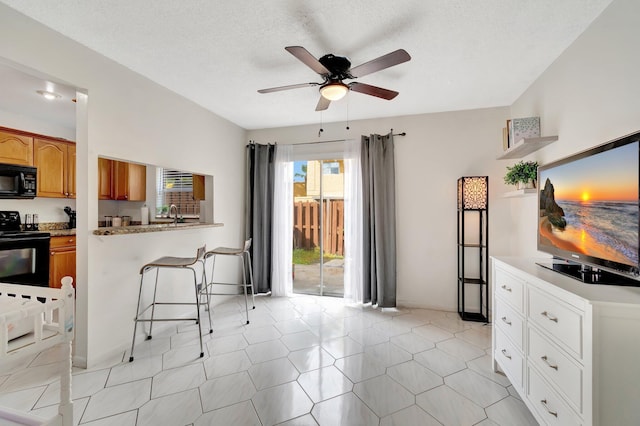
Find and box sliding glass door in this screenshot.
[292,158,345,296]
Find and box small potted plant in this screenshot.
[504,160,538,189]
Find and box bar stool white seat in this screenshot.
[129,245,211,362]
[202,239,255,324]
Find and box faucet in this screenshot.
[169,204,178,225]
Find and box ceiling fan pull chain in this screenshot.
[318,112,324,137]
[346,93,350,130]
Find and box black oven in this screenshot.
[0,211,50,287]
[0,163,37,199]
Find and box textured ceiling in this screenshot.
[0,0,613,130]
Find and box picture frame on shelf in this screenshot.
[502,127,508,151]
[512,116,540,143]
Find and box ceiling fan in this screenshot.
[258,46,411,111]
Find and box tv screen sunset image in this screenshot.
[539,141,639,267]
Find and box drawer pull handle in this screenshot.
[540,399,558,417]
[541,355,559,370]
[501,316,512,326]
[501,349,511,360]
[541,311,558,322]
[501,285,512,292]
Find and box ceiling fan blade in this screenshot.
[316,96,331,111]
[349,49,411,78]
[258,82,319,94]
[285,46,330,76]
[349,82,399,100]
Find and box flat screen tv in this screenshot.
[537,131,640,285]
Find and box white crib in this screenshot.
[0,278,75,426]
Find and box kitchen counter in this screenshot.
[48,229,76,237]
[92,222,223,236]
[38,222,75,237]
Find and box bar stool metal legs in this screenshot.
[129,246,211,362]
[203,239,255,324]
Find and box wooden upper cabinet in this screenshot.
[34,139,75,198]
[112,160,128,200]
[67,143,76,198]
[127,162,146,201]
[112,160,146,201]
[98,158,113,200]
[0,130,33,166]
[193,174,205,200]
[34,139,67,198]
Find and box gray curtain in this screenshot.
[361,133,397,307]
[245,142,276,293]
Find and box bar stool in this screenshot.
[129,245,211,362]
[202,239,255,324]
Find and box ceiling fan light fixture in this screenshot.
[320,82,349,101]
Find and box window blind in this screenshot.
[155,168,199,217]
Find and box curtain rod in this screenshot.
[270,130,406,147]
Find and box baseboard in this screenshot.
[72,355,87,369]
[396,298,454,313]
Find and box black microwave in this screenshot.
[0,163,37,199]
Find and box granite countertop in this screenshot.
[48,229,76,237]
[92,222,224,236]
[37,222,76,237]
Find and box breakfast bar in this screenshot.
[92,222,223,236]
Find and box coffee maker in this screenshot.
[64,206,76,229]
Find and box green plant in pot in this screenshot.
[504,160,538,189]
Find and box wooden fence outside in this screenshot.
[293,200,344,256]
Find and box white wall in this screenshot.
[0,5,247,367]
[249,107,512,311]
[0,107,75,140]
[506,0,640,258]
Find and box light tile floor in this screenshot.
[0,294,539,426]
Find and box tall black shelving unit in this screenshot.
[457,176,489,322]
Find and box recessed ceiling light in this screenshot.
[36,90,62,100]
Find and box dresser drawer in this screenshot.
[495,298,524,350]
[494,268,524,311]
[494,327,523,389]
[528,366,582,426]
[528,287,583,359]
[529,327,583,413]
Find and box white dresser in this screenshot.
[492,257,640,426]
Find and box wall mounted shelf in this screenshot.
[497,136,558,160]
[503,188,537,197]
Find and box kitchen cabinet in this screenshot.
[67,143,76,197]
[0,129,33,166]
[112,160,146,201]
[34,138,76,198]
[193,174,205,200]
[98,158,113,200]
[50,235,76,288]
